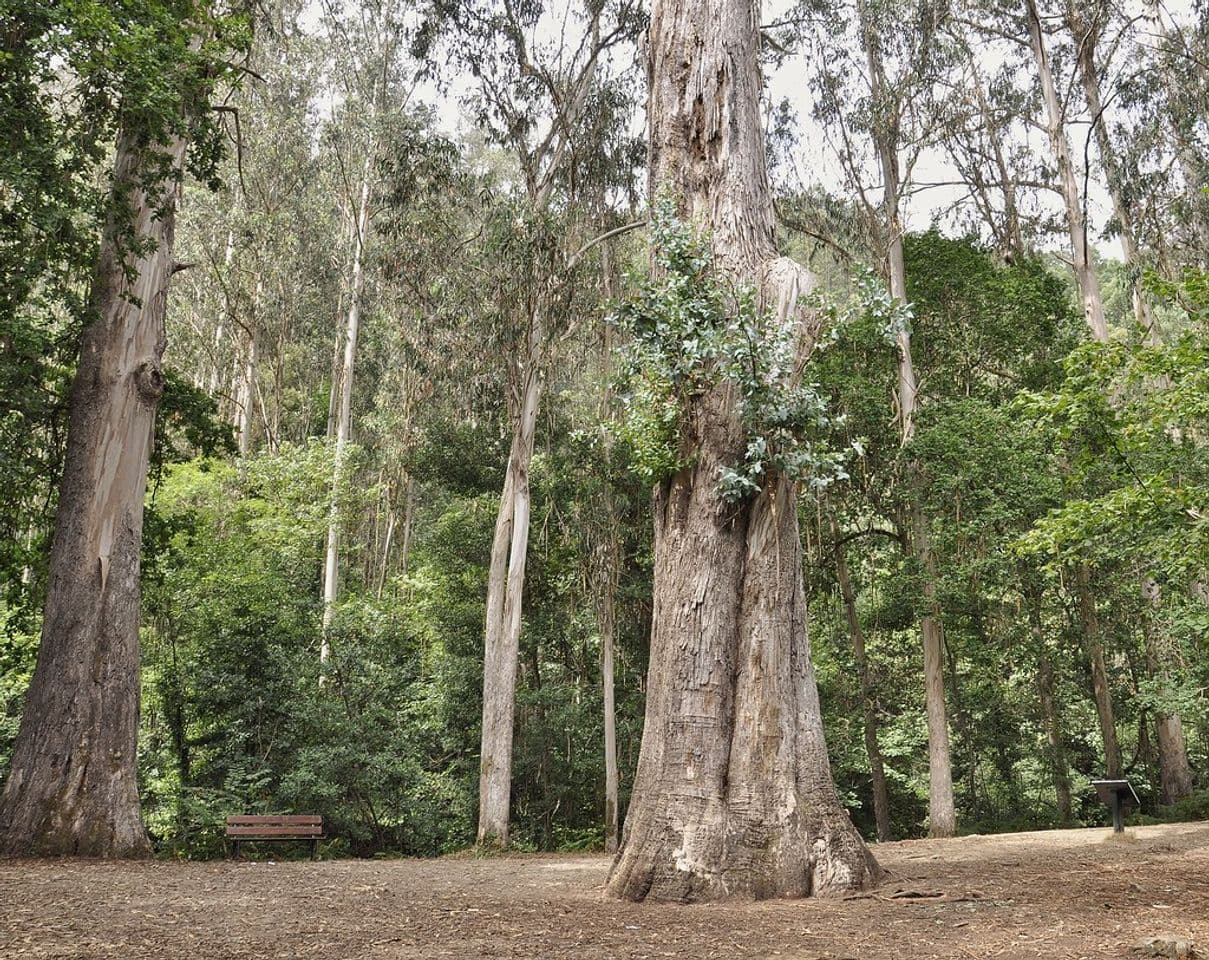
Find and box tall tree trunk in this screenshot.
[477,339,542,846]
[206,225,236,396]
[967,59,1024,259]
[235,329,257,458]
[1072,15,1195,795]
[1068,10,1155,335]
[1074,564,1122,778]
[1026,0,1109,341]
[916,512,956,837]
[596,235,622,855]
[1145,0,1209,264]
[321,148,373,648]
[858,2,954,837]
[398,474,415,580]
[605,0,878,901]
[1141,579,1194,804]
[1027,585,1072,821]
[600,570,620,853]
[0,119,190,857]
[834,533,892,841]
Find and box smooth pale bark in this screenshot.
[605,0,878,902]
[597,236,622,854]
[599,550,620,853]
[477,342,542,846]
[856,2,953,837]
[1058,13,1193,790]
[856,0,916,436]
[398,474,415,579]
[1145,0,1209,263]
[965,54,1024,258]
[916,510,956,838]
[834,536,892,841]
[1026,0,1109,341]
[1141,579,1194,804]
[472,7,616,847]
[321,149,373,649]
[1075,564,1122,779]
[376,476,412,600]
[1027,587,1072,821]
[205,226,236,395]
[0,121,190,857]
[1068,10,1155,334]
[235,330,257,458]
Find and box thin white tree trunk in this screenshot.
[1026,0,1109,341]
[206,226,236,395]
[478,334,542,846]
[834,530,893,841]
[236,325,257,458]
[1069,13,1155,334]
[1075,563,1122,778]
[859,2,954,837]
[1145,0,1209,262]
[967,53,1024,258]
[321,147,373,648]
[601,581,619,853]
[376,488,397,600]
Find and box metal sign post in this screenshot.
[1091,779,1140,833]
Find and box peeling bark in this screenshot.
[478,341,542,846]
[605,0,878,901]
[917,509,955,839]
[0,120,190,857]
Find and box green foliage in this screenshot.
[1014,268,1209,587]
[613,198,848,499]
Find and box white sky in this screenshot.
[304,0,1200,259]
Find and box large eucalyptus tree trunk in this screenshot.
[0,122,189,857]
[605,0,878,902]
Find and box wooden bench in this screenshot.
[225,815,324,860]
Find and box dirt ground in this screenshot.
[1,822,1207,960]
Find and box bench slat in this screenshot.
[226,815,322,826]
[226,822,324,831]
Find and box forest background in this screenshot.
[1,0,1206,859]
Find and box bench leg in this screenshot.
[232,839,241,860]
[311,839,318,861]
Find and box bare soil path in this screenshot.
[1,822,1206,959]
